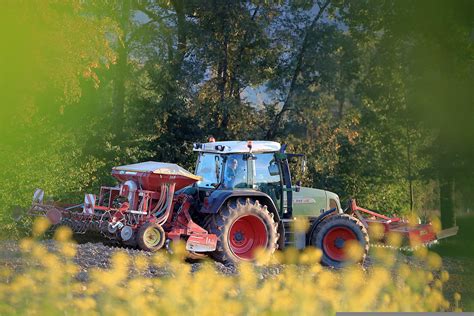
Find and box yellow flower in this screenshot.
[299,247,322,265]
[368,222,385,241]
[454,292,461,301]
[386,232,402,248]
[427,252,442,270]
[134,254,149,272]
[54,225,73,242]
[19,238,34,252]
[60,243,77,258]
[152,252,167,266]
[440,270,449,282]
[344,240,363,262]
[3,236,457,315]
[33,217,50,237]
[292,217,309,233]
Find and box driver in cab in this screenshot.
[224,158,238,188]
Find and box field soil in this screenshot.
[0,234,471,311]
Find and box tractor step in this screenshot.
[282,218,317,249]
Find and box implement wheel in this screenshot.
[137,222,166,252]
[310,214,369,268]
[207,198,279,264]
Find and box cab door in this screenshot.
[252,153,284,213]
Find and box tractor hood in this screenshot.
[292,187,342,217]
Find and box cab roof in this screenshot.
[193,140,281,154]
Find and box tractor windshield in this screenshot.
[195,153,248,189]
[195,153,222,188]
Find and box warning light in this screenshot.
[247,140,253,151]
[208,137,216,142]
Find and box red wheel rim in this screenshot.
[229,215,268,260]
[322,226,358,261]
[46,209,62,225]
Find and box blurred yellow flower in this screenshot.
[134,255,149,272]
[0,235,460,315]
[33,217,50,237]
[454,292,461,301]
[368,222,385,241]
[345,240,363,263]
[54,226,73,242]
[60,243,77,258]
[427,252,442,270]
[386,232,402,248]
[292,217,309,233]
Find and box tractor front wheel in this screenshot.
[207,198,279,264]
[137,222,166,252]
[310,214,369,268]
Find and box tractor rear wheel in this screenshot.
[137,222,166,252]
[207,198,279,264]
[310,214,369,268]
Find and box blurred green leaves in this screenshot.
[0,0,471,236]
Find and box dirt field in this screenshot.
[0,234,471,311]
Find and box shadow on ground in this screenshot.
[430,214,474,311]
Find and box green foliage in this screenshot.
[0,0,471,236]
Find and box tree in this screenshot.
[341,0,474,225]
[0,0,119,237]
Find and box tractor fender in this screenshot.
[306,207,339,245]
[200,190,280,221]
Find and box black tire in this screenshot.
[137,222,166,252]
[310,214,369,268]
[207,198,279,264]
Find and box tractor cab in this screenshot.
[193,140,340,219]
[194,141,281,189]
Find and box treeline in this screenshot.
[0,0,472,236]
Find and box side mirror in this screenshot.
[295,180,302,192]
[268,163,280,176]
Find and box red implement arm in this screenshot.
[347,199,457,248]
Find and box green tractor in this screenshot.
[189,140,369,267]
[31,139,445,267]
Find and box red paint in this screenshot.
[349,199,438,246]
[228,215,268,260]
[322,226,357,261]
[111,170,198,191]
[165,195,217,251]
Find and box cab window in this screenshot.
[222,154,247,189]
[195,153,220,188]
[254,153,281,185]
[254,153,282,207]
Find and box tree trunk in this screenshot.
[265,0,330,140]
[440,175,456,228]
[160,0,187,111]
[113,0,130,141]
[406,122,414,213]
[220,33,229,132]
[172,0,186,74]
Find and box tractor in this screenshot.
[30,140,452,268]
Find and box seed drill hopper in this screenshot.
[29,161,218,252]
